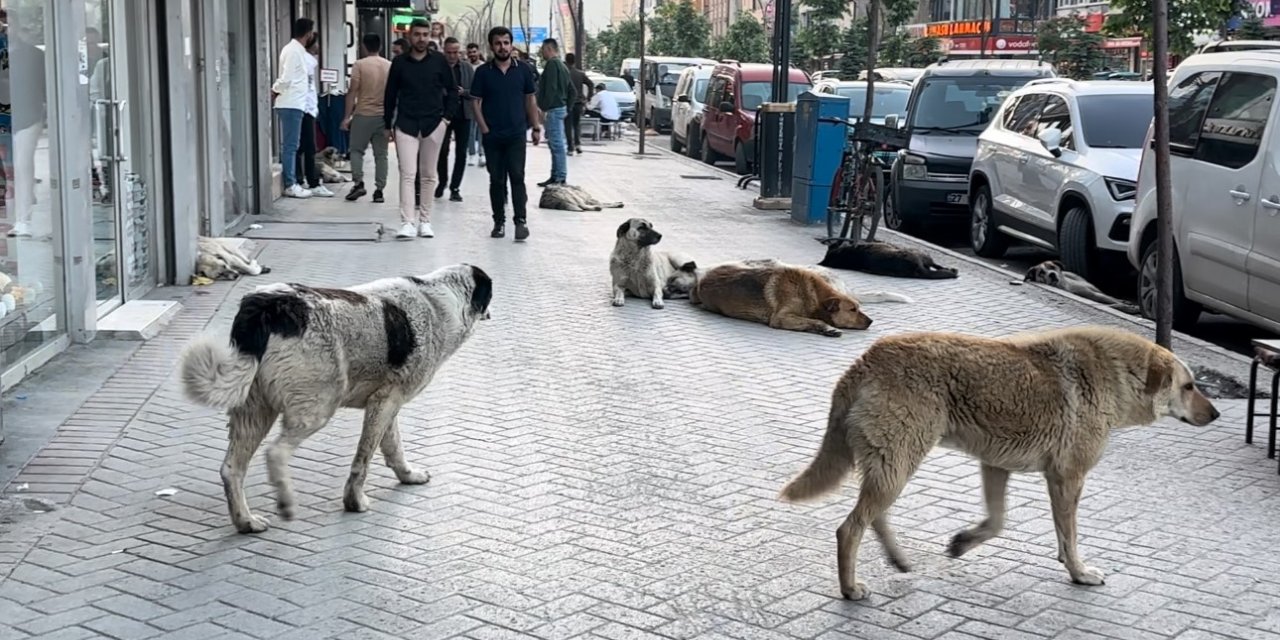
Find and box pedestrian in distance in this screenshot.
[435,37,474,203]
[565,52,594,156]
[470,26,541,241]
[341,33,392,203]
[271,17,321,199]
[535,38,576,187]
[383,19,457,240]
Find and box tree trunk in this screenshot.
[1153,0,1174,349]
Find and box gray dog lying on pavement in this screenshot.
[540,183,624,212]
[1024,260,1140,315]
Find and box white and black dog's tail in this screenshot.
[180,337,259,410]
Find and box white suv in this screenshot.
[1127,51,1280,332]
[969,79,1153,283]
[670,64,714,159]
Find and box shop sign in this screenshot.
[1103,36,1143,49]
[925,20,991,38]
[948,35,1036,54]
[1084,13,1106,32]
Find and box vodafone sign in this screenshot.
[947,35,1038,55]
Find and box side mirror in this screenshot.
[677,94,691,103]
[719,101,735,113]
[1038,128,1063,157]
[884,114,900,129]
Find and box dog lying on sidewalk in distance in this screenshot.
[1025,260,1140,315]
[779,326,1220,600]
[195,236,272,281]
[663,258,913,305]
[610,218,696,309]
[690,261,875,336]
[179,265,493,534]
[540,183,624,212]
[818,240,959,279]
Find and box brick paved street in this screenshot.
[2,138,1280,640]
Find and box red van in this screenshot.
[699,62,812,174]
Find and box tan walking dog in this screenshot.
[779,326,1220,599]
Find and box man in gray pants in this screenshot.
[341,33,392,202]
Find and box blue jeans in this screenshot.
[467,120,482,157]
[277,108,304,189]
[545,106,568,182]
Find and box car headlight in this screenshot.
[900,152,927,180]
[1105,177,1136,201]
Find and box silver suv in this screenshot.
[969,79,1153,283]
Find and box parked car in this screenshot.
[619,58,640,82]
[859,67,925,83]
[1196,40,1280,54]
[885,59,1056,234]
[813,79,912,166]
[638,56,717,133]
[592,75,637,122]
[1127,50,1280,332]
[670,64,715,157]
[700,61,812,174]
[968,79,1153,283]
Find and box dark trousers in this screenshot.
[294,113,320,188]
[437,118,469,192]
[568,103,585,151]
[482,135,527,224]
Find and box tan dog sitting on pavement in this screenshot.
[690,261,873,336]
[778,326,1220,600]
[610,218,696,309]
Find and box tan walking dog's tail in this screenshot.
[778,375,857,502]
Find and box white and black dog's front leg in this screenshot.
[379,416,430,485]
[345,397,400,513]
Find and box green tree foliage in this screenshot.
[1235,6,1268,39]
[647,0,713,57]
[713,11,771,62]
[590,19,642,75]
[1037,15,1107,79]
[796,20,844,69]
[903,36,942,67]
[884,0,921,29]
[837,18,869,78]
[1105,0,1238,56]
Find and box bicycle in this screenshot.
[819,118,905,246]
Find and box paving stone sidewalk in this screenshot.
[2,141,1279,640]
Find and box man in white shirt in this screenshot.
[272,18,320,198]
[587,83,621,122]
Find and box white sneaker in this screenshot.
[479,156,487,168]
[467,156,477,166]
[418,222,435,238]
[7,221,31,237]
[310,185,335,197]
[285,184,312,199]
[396,223,416,240]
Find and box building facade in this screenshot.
[0,0,271,390]
[705,0,767,39]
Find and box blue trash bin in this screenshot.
[791,91,851,225]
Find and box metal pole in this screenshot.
[861,0,879,125]
[576,0,585,68]
[1153,0,1173,348]
[639,0,647,154]
[771,0,792,103]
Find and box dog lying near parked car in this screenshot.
[1024,260,1140,315]
[610,218,696,309]
[195,236,272,281]
[818,240,959,279]
[690,260,876,337]
[540,183,624,212]
[179,264,493,534]
[664,258,912,305]
[779,325,1219,600]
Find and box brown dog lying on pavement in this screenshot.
[690,261,873,336]
[778,326,1220,600]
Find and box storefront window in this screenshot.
[0,3,66,368]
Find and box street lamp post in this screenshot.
[1152,0,1174,348]
[638,0,647,154]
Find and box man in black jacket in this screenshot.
[435,37,474,203]
[384,19,457,240]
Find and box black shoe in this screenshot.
[450,189,463,202]
[345,182,366,201]
[435,185,446,199]
[515,223,529,241]
[372,189,384,203]
[490,223,506,238]
[536,177,556,187]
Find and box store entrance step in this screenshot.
[239,220,387,242]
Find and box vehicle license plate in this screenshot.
[947,193,969,205]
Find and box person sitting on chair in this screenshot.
[587,83,621,124]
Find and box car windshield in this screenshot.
[655,63,695,85]
[693,78,709,101]
[741,81,812,110]
[602,78,631,93]
[1077,94,1154,148]
[910,76,1033,133]
[836,86,911,118]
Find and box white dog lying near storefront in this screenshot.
[195,236,271,281]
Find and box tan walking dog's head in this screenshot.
[822,295,873,331]
[1146,350,1220,426]
[616,218,663,248]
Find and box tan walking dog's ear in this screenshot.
[1145,352,1173,396]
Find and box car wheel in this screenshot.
[670,128,683,153]
[882,180,915,234]
[686,123,702,159]
[734,142,750,175]
[1059,205,1098,281]
[970,184,1009,258]
[1138,241,1202,331]
[701,134,718,166]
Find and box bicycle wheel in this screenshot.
[826,157,849,242]
[863,164,884,243]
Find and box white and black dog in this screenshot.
[179,264,493,534]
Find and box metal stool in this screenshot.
[1246,338,1280,473]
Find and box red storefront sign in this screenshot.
[1084,13,1106,32]
[1103,37,1143,49]
[924,19,991,37]
[947,35,1037,55]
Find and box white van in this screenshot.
[638,56,718,133]
[1127,50,1280,331]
